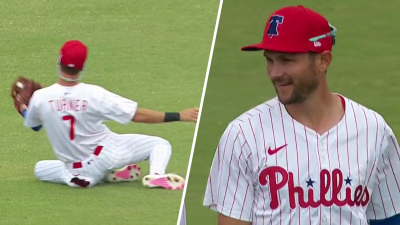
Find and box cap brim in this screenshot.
[241,42,309,53]
[241,43,266,51]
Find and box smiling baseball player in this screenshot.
[203,5,400,225]
[11,40,198,190]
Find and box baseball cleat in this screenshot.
[142,174,185,190]
[105,164,141,183]
[70,177,90,188]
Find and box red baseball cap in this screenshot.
[241,5,336,53]
[59,40,88,70]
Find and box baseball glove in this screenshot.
[10,76,43,114]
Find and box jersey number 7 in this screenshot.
[62,115,75,141]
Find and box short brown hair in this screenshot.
[60,63,82,75]
[308,52,319,59]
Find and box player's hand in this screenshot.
[180,107,199,122]
[19,104,27,113]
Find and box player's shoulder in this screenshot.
[79,83,114,100]
[233,97,279,121]
[78,83,106,92]
[82,83,122,97]
[32,83,58,98]
[227,97,280,132]
[342,95,387,127]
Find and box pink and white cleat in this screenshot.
[142,174,185,190]
[105,164,141,183]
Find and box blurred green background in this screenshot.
[0,1,218,224]
[185,0,400,224]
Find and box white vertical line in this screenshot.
[176,0,224,224]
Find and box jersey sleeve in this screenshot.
[93,87,138,124]
[203,123,254,222]
[367,123,400,220]
[23,92,42,128]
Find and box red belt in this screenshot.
[72,146,103,169]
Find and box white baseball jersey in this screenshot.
[24,83,138,163]
[203,95,400,225]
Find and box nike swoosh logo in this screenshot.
[267,144,288,155]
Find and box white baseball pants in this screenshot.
[33,133,172,188]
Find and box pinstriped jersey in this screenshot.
[24,83,138,163]
[203,95,400,225]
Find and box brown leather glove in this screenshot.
[10,76,43,114]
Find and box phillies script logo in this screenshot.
[259,166,370,209]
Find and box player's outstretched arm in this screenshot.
[131,107,198,124]
[93,86,198,125]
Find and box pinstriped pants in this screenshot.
[33,133,171,188]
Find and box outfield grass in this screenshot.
[185,0,400,224]
[0,1,218,224]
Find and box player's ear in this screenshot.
[316,51,332,74]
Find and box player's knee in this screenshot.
[33,161,45,180]
[34,160,60,181]
[158,138,172,151]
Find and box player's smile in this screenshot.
[272,76,298,104]
[272,74,293,87]
[274,81,293,98]
[274,78,293,88]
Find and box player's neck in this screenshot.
[284,87,344,135]
[57,73,80,87]
[57,78,80,87]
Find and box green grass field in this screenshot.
[0,1,218,224]
[185,0,400,224]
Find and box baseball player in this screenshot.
[12,40,198,189]
[203,5,400,225]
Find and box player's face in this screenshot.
[264,51,319,105]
